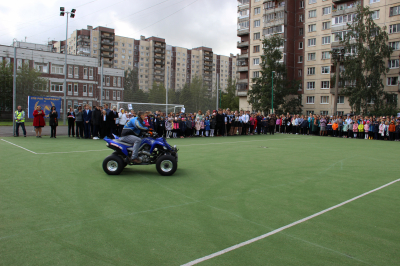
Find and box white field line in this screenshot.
[1,139,37,154]
[177,137,312,147]
[181,178,400,266]
[36,149,110,155]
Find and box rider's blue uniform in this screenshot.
[122,117,148,136]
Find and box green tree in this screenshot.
[247,34,301,114]
[123,68,139,102]
[16,63,47,111]
[221,78,239,110]
[0,61,13,114]
[148,82,166,103]
[338,5,394,114]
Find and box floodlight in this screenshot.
[60,7,65,11]
[71,9,76,13]
[70,13,75,18]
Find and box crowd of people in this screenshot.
[14,104,400,141]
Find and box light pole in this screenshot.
[60,7,76,125]
[271,71,275,114]
[332,49,345,116]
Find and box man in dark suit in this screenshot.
[92,106,102,139]
[82,104,92,139]
[100,109,111,139]
[109,106,119,137]
[216,108,225,136]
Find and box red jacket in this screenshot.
[33,110,46,127]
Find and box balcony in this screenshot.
[237,41,249,48]
[332,5,358,16]
[203,62,213,67]
[100,47,114,52]
[103,60,113,65]
[154,60,165,66]
[236,90,248,97]
[154,65,164,70]
[264,18,284,28]
[204,56,213,62]
[264,6,285,15]
[203,76,211,81]
[237,53,249,59]
[101,34,114,40]
[101,53,113,58]
[237,66,248,72]
[154,54,165,60]
[77,50,90,55]
[154,43,165,48]
[77,35,90,42]
[237,28,250,36]
[154,72,165,76]
[154,76,164,82]
[237,78,248,84]
[154,49,165,54]
[330,87,344,95]
[101,40,114,46]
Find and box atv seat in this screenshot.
[113,140,132,147]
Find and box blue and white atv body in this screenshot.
[102,132,178,176]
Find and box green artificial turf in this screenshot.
[0,134,399,265]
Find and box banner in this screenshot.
[28,96,62,119]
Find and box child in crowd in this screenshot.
[180,117,186,139]
[358,121,364,139]
[353,120,358,139]
[173,117,180,138]
[205,117,210,137]
[364,121,369,140]
[332,120,338,137]
[342,121,348,138]
[210,115,216,137]
[379,120,385,140]
[195,118,201,136]
[395,121,400,141]
[200,118,205,137]
[165,118,173,138]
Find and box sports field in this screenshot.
[0,134,399,265]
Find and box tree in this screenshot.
[0,61,13,114]
[148,82,166,103]
[221,78,239,110]
[247,34,301,114]
[123,68,139,102]
[338,5,394,114]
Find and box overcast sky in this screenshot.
[0,0,239,56]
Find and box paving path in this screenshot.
[0,126,69,137]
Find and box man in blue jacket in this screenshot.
[120,111,148,163]
[82,104,92,139]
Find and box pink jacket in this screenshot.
[353,123,358,132]
[195,120,201,130]
[364,124,369,132]
[200,121,205,129]
[379,124,385,134]
[276,118,281,125]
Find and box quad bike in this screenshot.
[102,131,178,176]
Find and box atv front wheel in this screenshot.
[156,155,177,176]
[103,154,125,175]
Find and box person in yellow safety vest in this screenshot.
[15,106,26,137]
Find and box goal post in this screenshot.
[117,102,185,115]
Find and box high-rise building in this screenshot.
[236,0,304,112]
[53,27,236,94]
[301,0,400,115]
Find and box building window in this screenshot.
[308,24,316,32]
[83,68,88,79]
[51,65,64,74]
[83,85,87,96]
[321,66,330,74]
[299,42,303,49]
[118,77,121,87]
[371,10,380,19]
[307,53,316,61]
[387,77,398,85]
[369,0,380,4]
[253,58,260,65]
[253,45,260,53]
[253,71,259,78]
[320,111,329,115]
[299,15,303,22]
[321,81,330,89]
[321,96,329,104]
[390,6,400,16]
[68,84,72,94]
[307,67,315,75]
[307,96,315,104]
[298,69,302,77]
[309,10,316,18]
[299,28,303,35]
[254,7,261,15]
[308,38,316,46]
[50,83,63,92]
[321,36,330,44]
[254,32,260,40]
[338,96,345,104]
[89,85,93,96]
[389,41,400,50]
[389,59,399,68]
[300,1,304,8]
[322,51,330,59]
[298,55,303,63]
[307,82,315,90]
[35,63,48,73]
[306,111,314,115]
[74,67,79,78]
[74,84,78,95]
[389,24,400,33]
[117,91,121,100]
[322,21,330,30]
[322,7,331,15]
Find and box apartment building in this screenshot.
[303,0,400,115]
[237,0,304,112]
[0,42,124,111]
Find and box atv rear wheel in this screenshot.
[156,155,177,176]
[103,154,125,175]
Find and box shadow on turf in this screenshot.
[109,167,190,180]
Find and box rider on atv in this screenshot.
[120,111,148,163]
